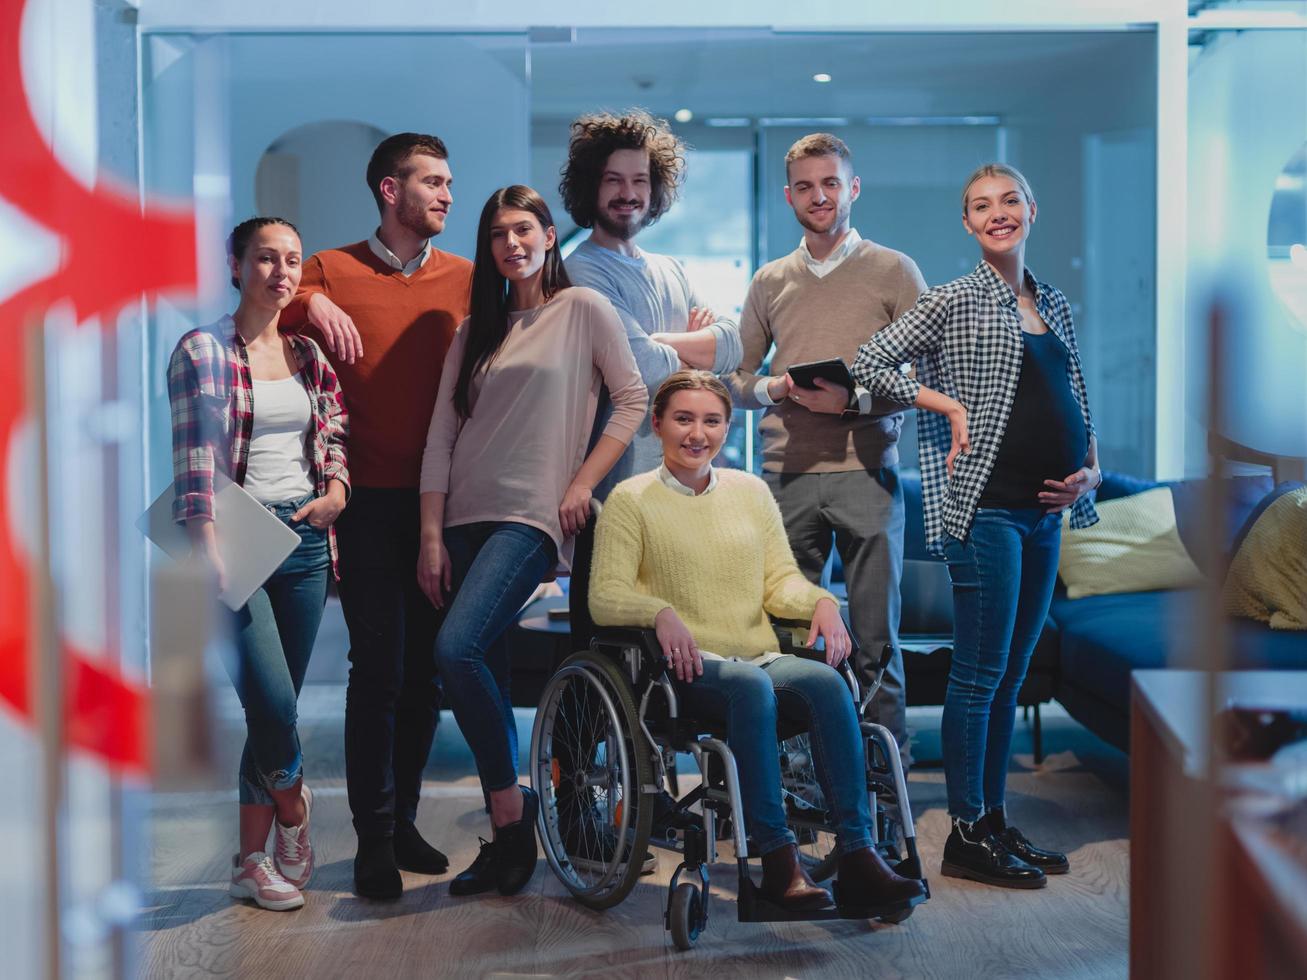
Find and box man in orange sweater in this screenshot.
[281,132,472,899]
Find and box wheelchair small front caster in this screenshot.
[669,881,705,950]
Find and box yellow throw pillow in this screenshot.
[1058,486,1205,599]
[1224,486,1307,630]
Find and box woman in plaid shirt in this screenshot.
[168,217,349,911]
[852,165,1100,891]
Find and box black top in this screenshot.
[978,329,1088,509]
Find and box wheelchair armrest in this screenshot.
[771,613,865,705]
[590,625,670,682]
[770,608,861,660]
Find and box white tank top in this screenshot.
[244,373,314,504]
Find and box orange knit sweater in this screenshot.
[282,241,472,488]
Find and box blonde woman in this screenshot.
[589,370,926,916]
[851,164,1100,889]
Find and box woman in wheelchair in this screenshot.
[588,370,927,914]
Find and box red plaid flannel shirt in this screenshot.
[167,316,350,575]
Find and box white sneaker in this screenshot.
[230,852,305,911]
[274,784,314,889]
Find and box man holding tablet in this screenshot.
[726,133,926,768]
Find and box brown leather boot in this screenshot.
[835,847,927,911]
[759,844,833,911]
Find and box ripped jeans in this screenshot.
[225,493,330,805]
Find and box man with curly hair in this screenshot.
[559,109,743,500]
[559,112,743,858]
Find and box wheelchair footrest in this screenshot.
[893,855,924,882]
[734,870,896,924]
[830,879,929,919]
[736,874,837,923]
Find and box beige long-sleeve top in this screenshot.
[420,286,647,570]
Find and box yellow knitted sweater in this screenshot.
[589,469,837,660]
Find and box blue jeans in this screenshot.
[941,507,1061,822]
[226,493,330,805]
[676,655,873,856]
[436,521,557,793]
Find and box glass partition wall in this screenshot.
[127,20,1165,980]
[532,28,1159,477]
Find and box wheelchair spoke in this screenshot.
[530,653,655,909]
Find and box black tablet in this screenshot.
[787,358,855,399]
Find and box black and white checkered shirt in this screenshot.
[851,261,1099,554]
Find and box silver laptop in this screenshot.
[138,473,301,611]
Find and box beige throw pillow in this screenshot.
[1224,486,1307,630]
[1058,487,1205,599]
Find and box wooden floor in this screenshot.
[140,604,1129,979]
[136,673,1129,979]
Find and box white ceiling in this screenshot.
[526,30,1157,128]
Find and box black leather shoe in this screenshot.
[353,835,403,900]
[1000,826,1070,874]
[449,838,498,896]
[394,820,449,875]
[940,817,1046,889]
[494,786,540,896]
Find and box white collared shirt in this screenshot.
[800,227,862,279]
[368,230,432,277]
[657,462,718,496]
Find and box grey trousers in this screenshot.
[764,467,910,768]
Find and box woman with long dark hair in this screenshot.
[168,216,349,910]
[852,164,1100,890]
[417,185,647,897]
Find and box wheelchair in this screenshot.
[529,613,929,950]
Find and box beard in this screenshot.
[593,201,646,241]
[795,201,851,236]
[395,188,444,239]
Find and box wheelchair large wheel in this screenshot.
[531,650,655,910]
[778,733,840,881]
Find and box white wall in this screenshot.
[137,0,1180,32]
[1186,30,1307,473]
[141,32,531,496]
[255,120,388,262]
[144,33,529,318]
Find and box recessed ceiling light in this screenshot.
[813,72,832,83]
[674,108,693,123]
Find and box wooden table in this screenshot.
[1130,670,1307,980]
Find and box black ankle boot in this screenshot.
[394,820,449,875]
[493,786,540,896]
[941,815,1045,890]
[353,835,403,899]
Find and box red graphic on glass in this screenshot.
[0,0,197,773]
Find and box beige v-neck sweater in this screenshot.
[420,286,647,569]
[726,241,926,473]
